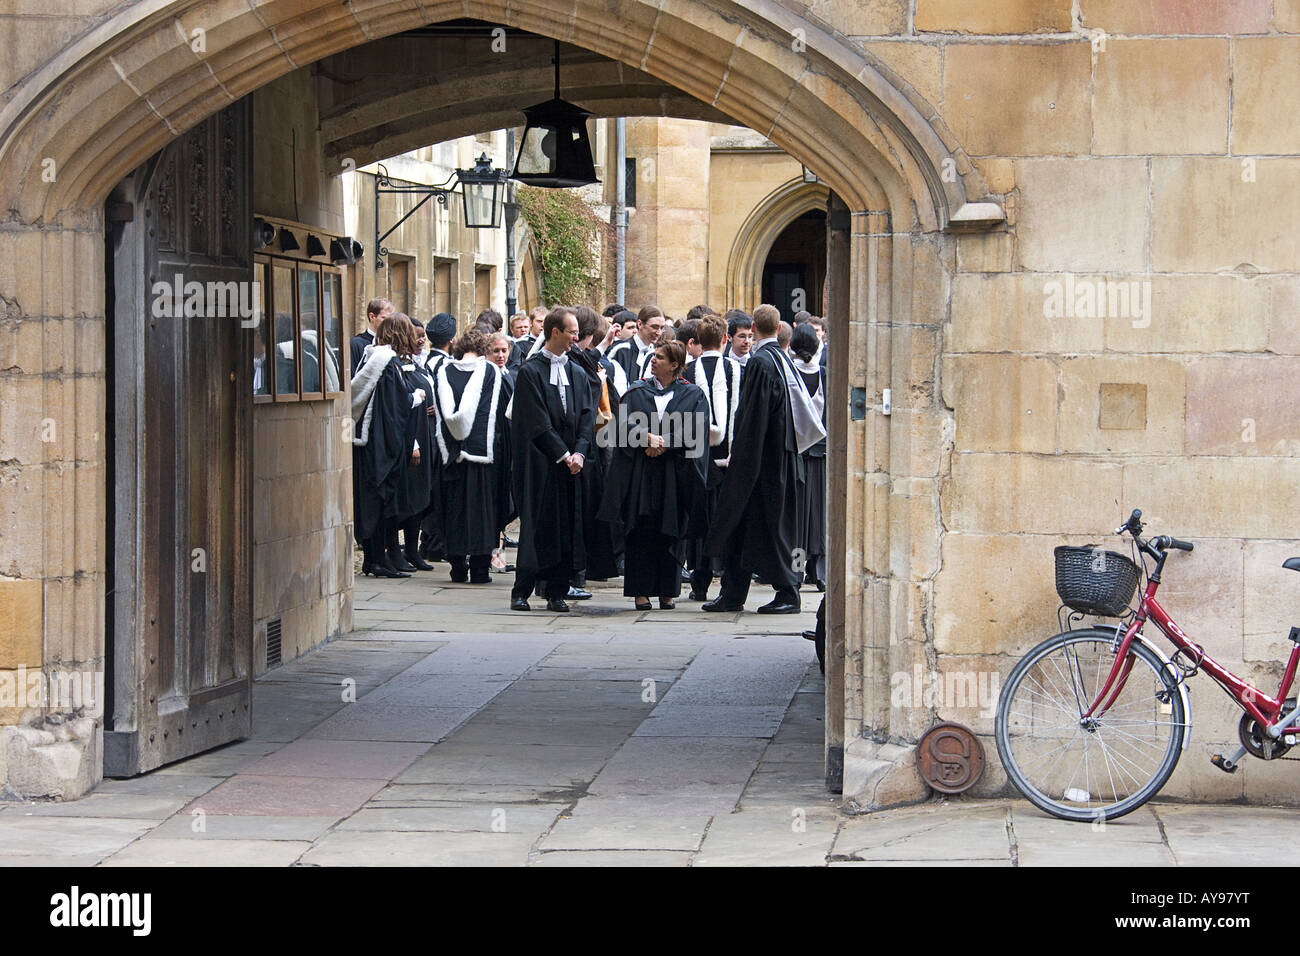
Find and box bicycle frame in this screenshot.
[1084,576,1300,731]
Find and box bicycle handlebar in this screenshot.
[1116,509,1195,554]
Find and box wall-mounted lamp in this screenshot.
[305,234,327,258]
[329,237,364,265]
[277,227,300,252]
[253,217,275,250]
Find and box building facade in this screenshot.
[0,0,1297,810]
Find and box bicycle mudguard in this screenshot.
[1129,631,1194,751]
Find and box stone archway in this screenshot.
[0,0,1003,802]
[725,177,830,311]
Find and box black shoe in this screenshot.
[687,589,707,602]
[375,563,411,579]
[510,597,531,612]
[547,598,570,613]
[567,587,592,600]
[389,555,417,573]
[470,573,492,585]
[659,598,676,610]
[802,629,817,641]
[702,597,743,613]
[634,599,652,612]
[407,554,435,571]
[757,598,800,614]
[503,534,519,548]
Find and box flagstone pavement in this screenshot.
[0,568,1290,866]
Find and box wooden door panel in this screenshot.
[106,100,253,776]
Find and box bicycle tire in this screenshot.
[995,627,1186,822]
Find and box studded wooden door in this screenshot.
[106,100,253,776]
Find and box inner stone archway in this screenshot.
[0,0,1004,803]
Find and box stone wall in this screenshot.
[855,4,1300,803]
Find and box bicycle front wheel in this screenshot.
[995,628,1187,822]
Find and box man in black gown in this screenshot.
[682,314,740,601]
[350,297,392,373]
[703,304,824,614]
[509,307,595,612]
[418,312,457,563]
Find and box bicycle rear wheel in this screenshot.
[995,628,1186,822]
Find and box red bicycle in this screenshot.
[995,508,1300,821]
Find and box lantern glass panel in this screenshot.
[463,180,502,228]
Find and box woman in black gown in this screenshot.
[598,340,709,610]
[791,322,827,591]
[486,331,517,574]
[432,328,510,584]
[351,313,425,577]
[388,314,437,572]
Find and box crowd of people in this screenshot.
[349,296,828,614]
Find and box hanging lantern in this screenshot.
[511,41,600,189]
[457,153,510,228]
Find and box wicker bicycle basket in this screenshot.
[1053,545,1140,617]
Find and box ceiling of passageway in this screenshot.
[316,20,735,172]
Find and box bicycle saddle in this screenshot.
[1285,558,1300,572]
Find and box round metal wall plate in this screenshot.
[917,722,985,794]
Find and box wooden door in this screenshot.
[105,101,253,776]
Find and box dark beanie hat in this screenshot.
[428,312,457,344]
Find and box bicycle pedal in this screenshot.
[1210,754,1238,774]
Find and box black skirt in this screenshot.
[801,453,826,558]
[440,460,499,556]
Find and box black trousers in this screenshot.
[513,564,570,602]
[449,553,491,581]
[718,552,799,608]
[624,527,683,599]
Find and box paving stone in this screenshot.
[541,798,712,851]
[369,782,584,805]
[1149,804,1286,865]
[241,738,428,779]
[588,737,768,803]
[0,816,154,863]
[834,804,1012,862]
[532,850,693,866]
[148,814,341,842]
[298,829,537,866]
[695,805,841,866]
[3,793,186,819]
[304,703,475,742]
[634,705,790,737]
[96,774,226,800]
[183,775,388,817]
[394,743,613,786]
[100,837,313,867]
[337,805,562,833]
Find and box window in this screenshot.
[388,257,411,316]
[474,266,494,318]
[254,250,346,403]
[433,259,454,316]
[625,157,637,209]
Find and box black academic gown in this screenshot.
[435,359,506,556]
[606,336,652,386]
[703,342,801,588]
[352,353,413,542]
[507,337,534,371]
[598,378,709,538]
[349,329,375,374]
[493,370,516,532]
[392,361,434,521]
[510,351,595,575]
[572,346,619,580]
[682,353,741,583]
[796,362,827,569]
